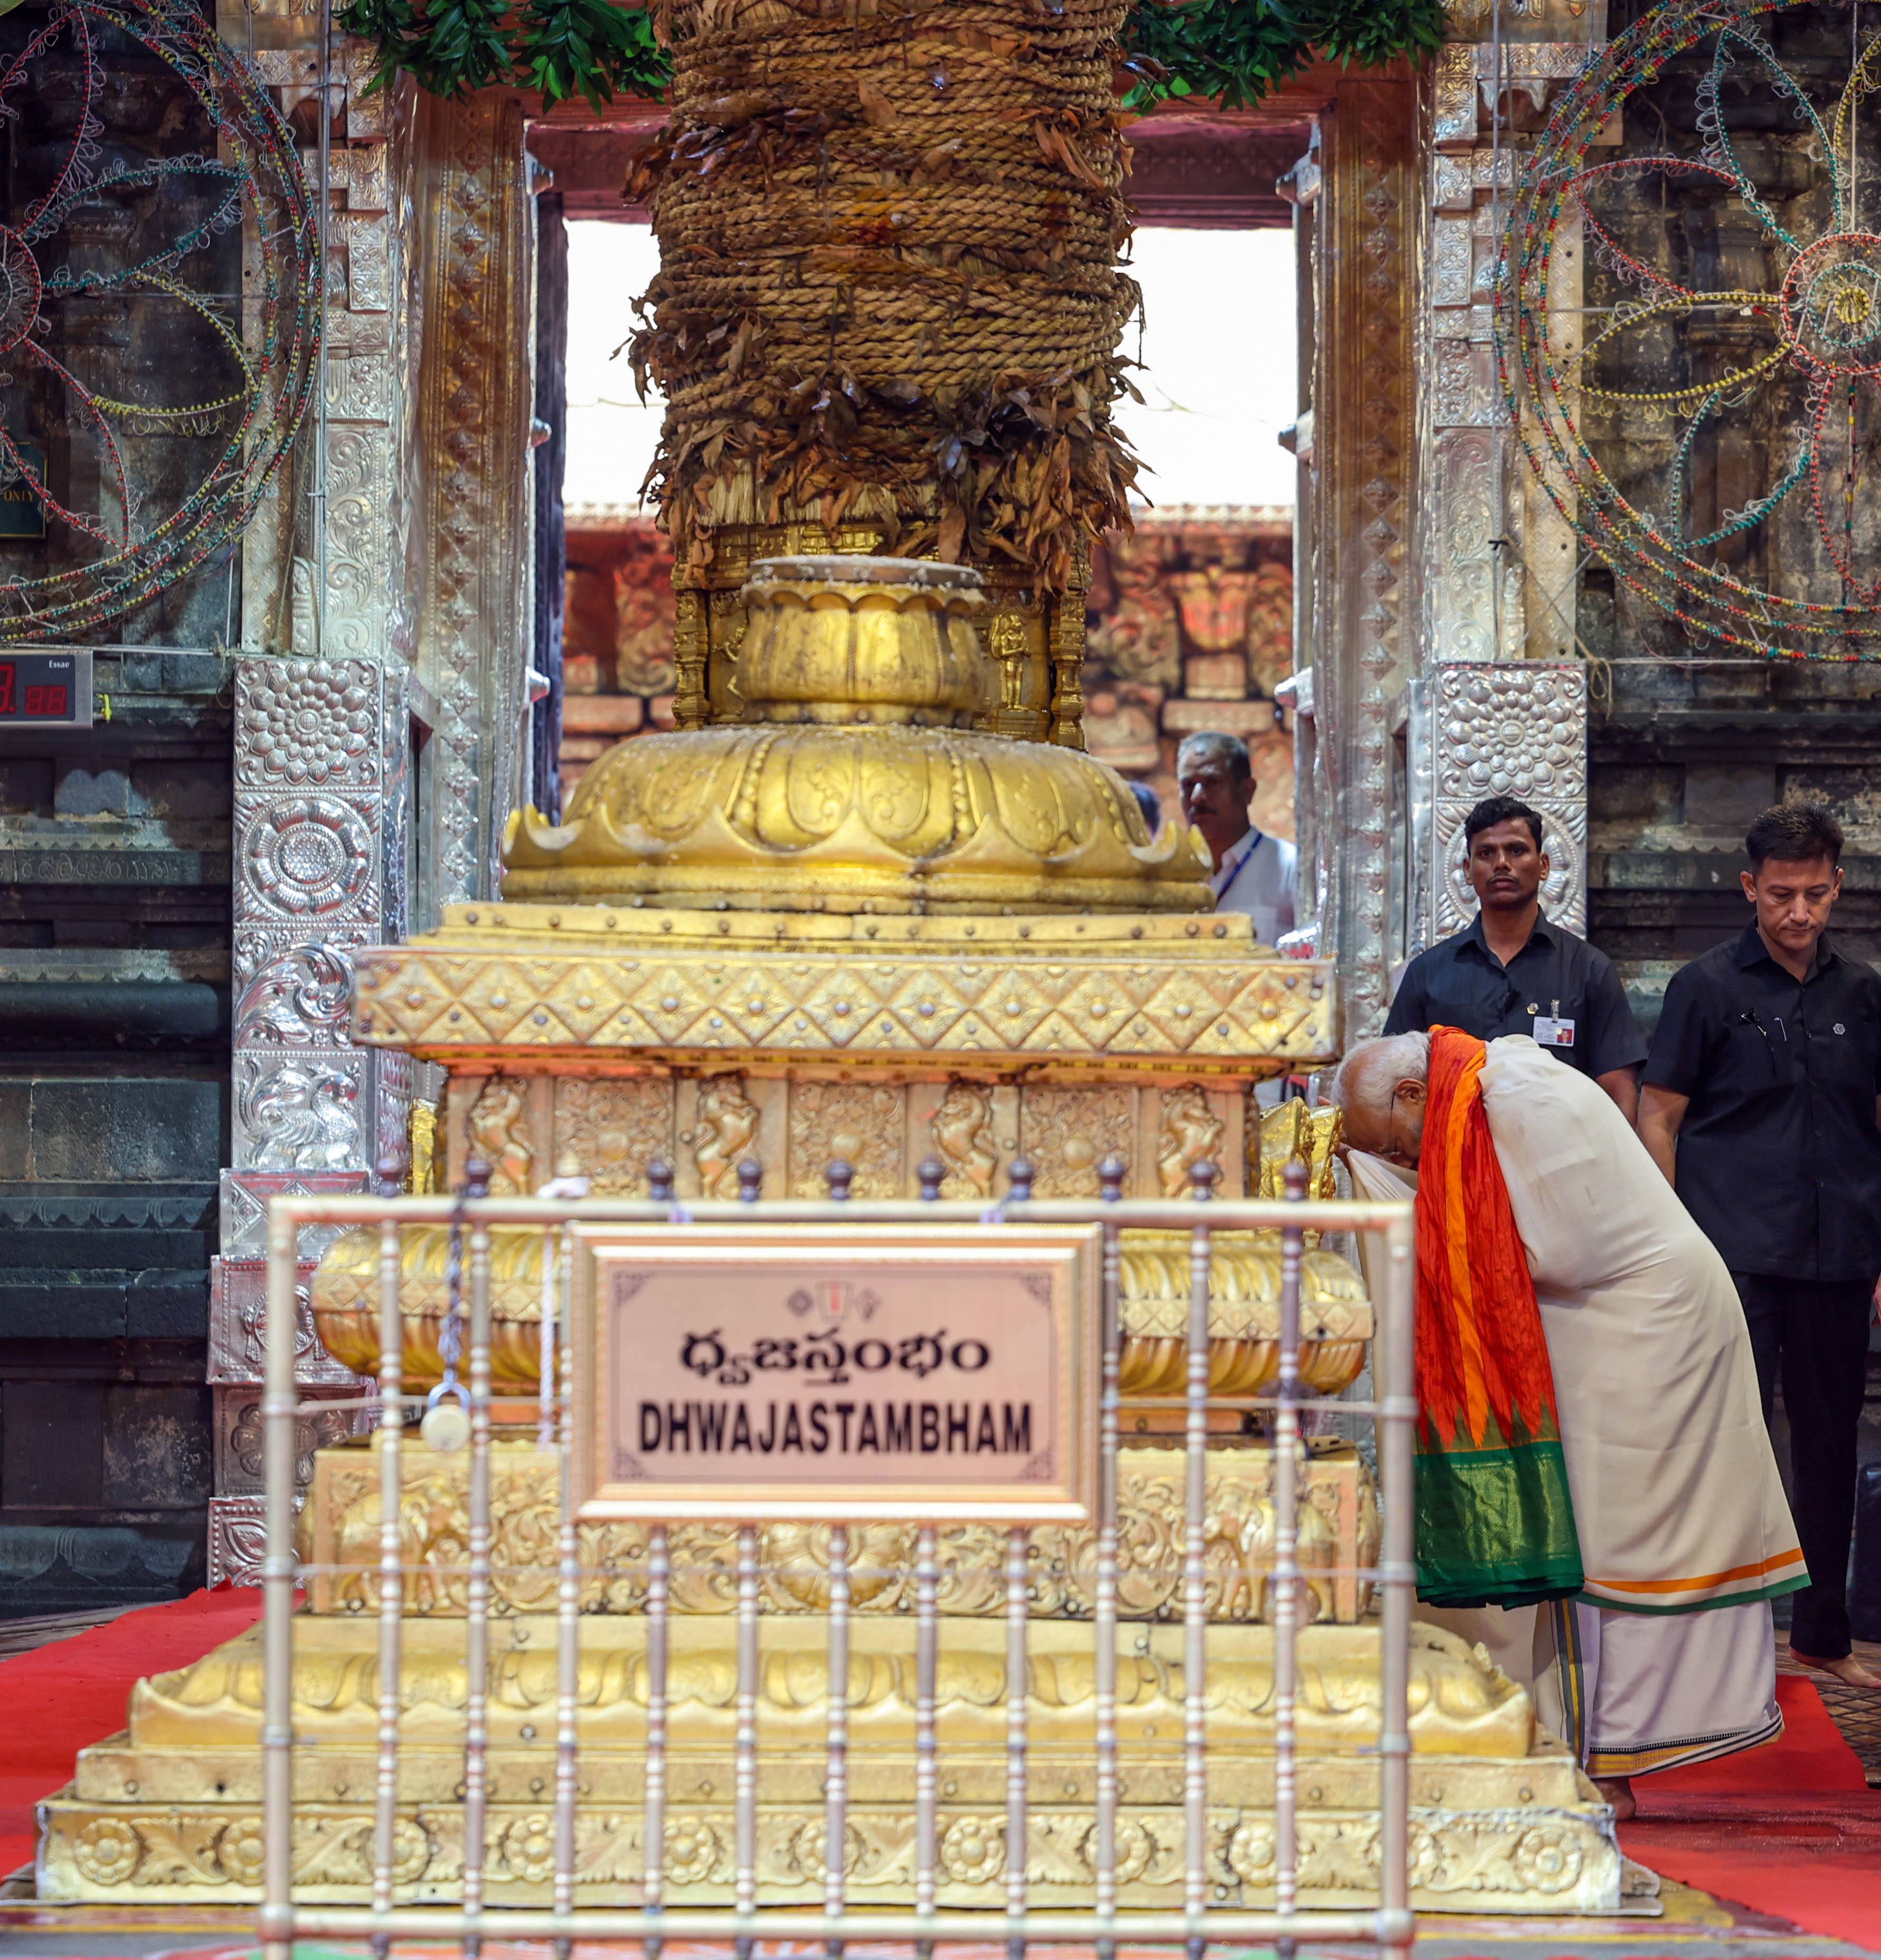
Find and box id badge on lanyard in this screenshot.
[1530,995,1575,1048]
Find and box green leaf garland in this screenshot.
[338,0,668,109]
[337,0,1441,112]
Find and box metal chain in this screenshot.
[421,1169,475,1449]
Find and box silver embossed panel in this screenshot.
[232,1046,370,1173]
[1426,661,1587,940]
[219,1168,367,1258]
[208,1492,303,1588]
[213,1385,369,1495]
[209,1254,358,1386]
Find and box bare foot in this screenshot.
[1593,1774,1637,1821]
[1790,1647,1881,1688]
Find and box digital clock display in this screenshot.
[0,650,91,730]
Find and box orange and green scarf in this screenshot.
[1413,1028,1583,1609]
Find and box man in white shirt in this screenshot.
[1176,731,1297,947]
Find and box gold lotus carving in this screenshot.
[118,1617,1532,1759]
[500,557,1209,915]
[37,1795,1620,1910]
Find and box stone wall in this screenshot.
[0,0,247,1612]
[0,656,233,1608]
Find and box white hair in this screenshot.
[1330,1032,1431,1133]
[1176,730,1251,778]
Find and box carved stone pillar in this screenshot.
[214,5,424,1579]
[1403,4,1602,961]
[412,90,536,919]
[1309,75,1419,1040]
[1423,24,1593,674]
[213,68,535,1581]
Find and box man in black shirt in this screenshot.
[1383,794,1647,1118]
[1641,804,1881,1687]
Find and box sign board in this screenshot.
[0,648,92,731]
[0,443,46,540]
[570,1223,1100,1522]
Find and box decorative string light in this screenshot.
[1498,0,1881,658]
[0,0,319,644]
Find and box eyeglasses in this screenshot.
[1385,1085,1413,1166]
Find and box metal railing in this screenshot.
[259,1158,1417,1958]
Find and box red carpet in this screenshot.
[1619,1673,1881,1948]
[3,1598,1878,1955]
[0,1585,263,1879]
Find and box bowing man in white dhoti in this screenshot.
[1334,1030,1806,1817]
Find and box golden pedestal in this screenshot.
[40,1432,1620,1911]
[34,556,1622,1915]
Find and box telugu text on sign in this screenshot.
[570,1225,1099,1522]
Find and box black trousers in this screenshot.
[1732,1271,1874,1660]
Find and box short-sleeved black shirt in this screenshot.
[1643,923,1881,1283]
[1382,912,1647,1080]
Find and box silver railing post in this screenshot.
[259,1190,298,1960]
[1274,1162,1307,1953]
[735,1521,760,1945]
[827,1523,851,1951]
[1094,1154,1124,1948]
[461,1196,494,1947]
[372,1159,406,1937]
[1006,1522,1031,1960]
[1184,1159,1216,1953]
[1379,1210,1419,1953]
[553,1224,581,1946]
[645,1521,671,1923]
[914,1521,940,1929]
[538,1211,558,1451]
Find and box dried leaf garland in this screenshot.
[626,0,1143,590]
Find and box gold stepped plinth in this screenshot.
[42,1600,1618,1911]
[38,1435,1621,1911]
